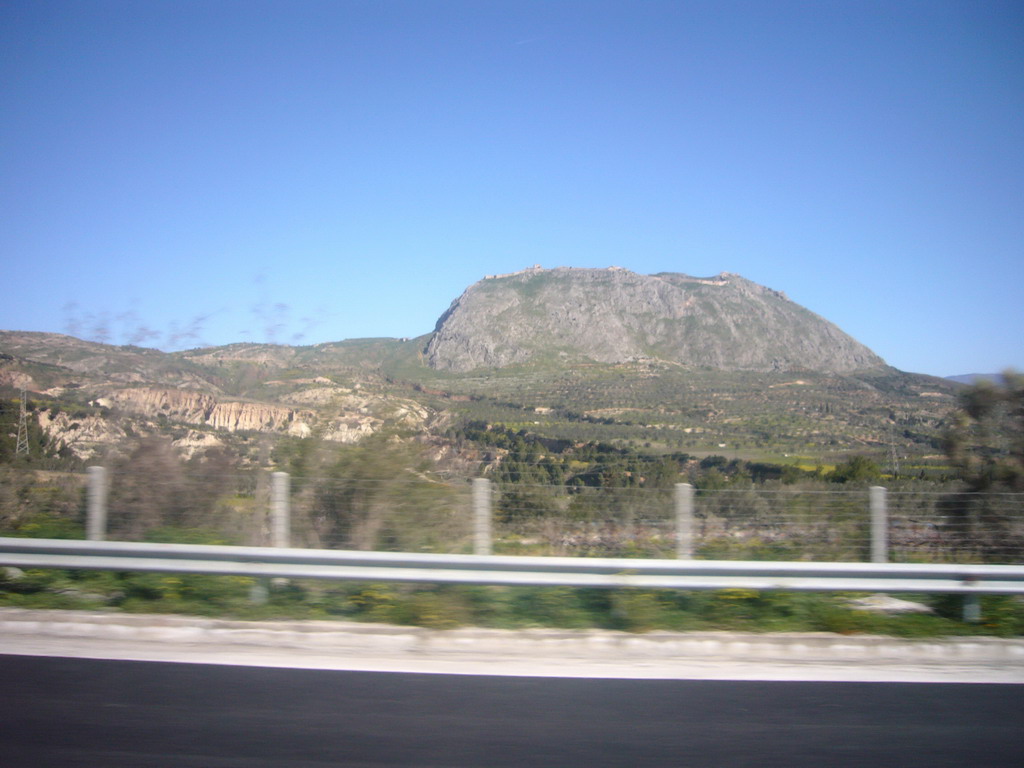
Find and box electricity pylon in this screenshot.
[887,418,900,478]
[15,388,29,457]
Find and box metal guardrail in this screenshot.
[3,537,1024,595]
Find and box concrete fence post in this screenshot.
[675,482,694,560]
[253,470,291,604]
[271,471,290,548]
[870,485,888,563]
[963,593,982,623]
[473,478,492,556]
[86,466,108,541]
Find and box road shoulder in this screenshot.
[2,607,1023,682]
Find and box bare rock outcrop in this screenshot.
[107,387,215,422]
[0,370,36,391]
[37,411,129,460]
[100,385,431,445]
[206,401,305,433]
[425,267,886,373]
[172,430,225,460]
[105,387,314,435]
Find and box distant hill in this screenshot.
[425,267,887,373]
[946,373,1006,385]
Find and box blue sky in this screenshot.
[2,0,1021,377]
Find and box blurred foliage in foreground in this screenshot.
[1,374,1022,636]
[2,566,1022,638]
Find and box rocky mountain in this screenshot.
[1,269,960,467]
[425,267,886,373]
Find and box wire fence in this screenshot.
[493,485,1024,564]
[495,486,878,561]
[2,468,1023,564]
[888,490,1024,564]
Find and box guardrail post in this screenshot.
[271,471,290,548]
[675,483,694,559]
[86,466,108,541]
[473,478,492,556]
[870,486,888,563]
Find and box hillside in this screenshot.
[0,269,960,470]
[426,267,886,373]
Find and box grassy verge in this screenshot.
[2,568,1022,638]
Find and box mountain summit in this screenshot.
[425,267,886,373]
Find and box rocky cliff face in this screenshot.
[425,267,886,373]
[29,383,436,460]
[102,387,314,435]
[37,410,130,459]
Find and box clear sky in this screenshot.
[2,0,1021,377]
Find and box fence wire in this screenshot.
[691,488,871,562]
[287,475,472,553]
[493,485,875,561]
[2,469,1023,564]
[888,491,1024,564]
[494,482,674,557]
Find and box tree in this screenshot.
[944,371,1024,491]
[106,437,192,539]
[826,455,882,484]
[940,372,1024,562]
[299,435,466,552]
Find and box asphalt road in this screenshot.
[1,655,1021,767]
